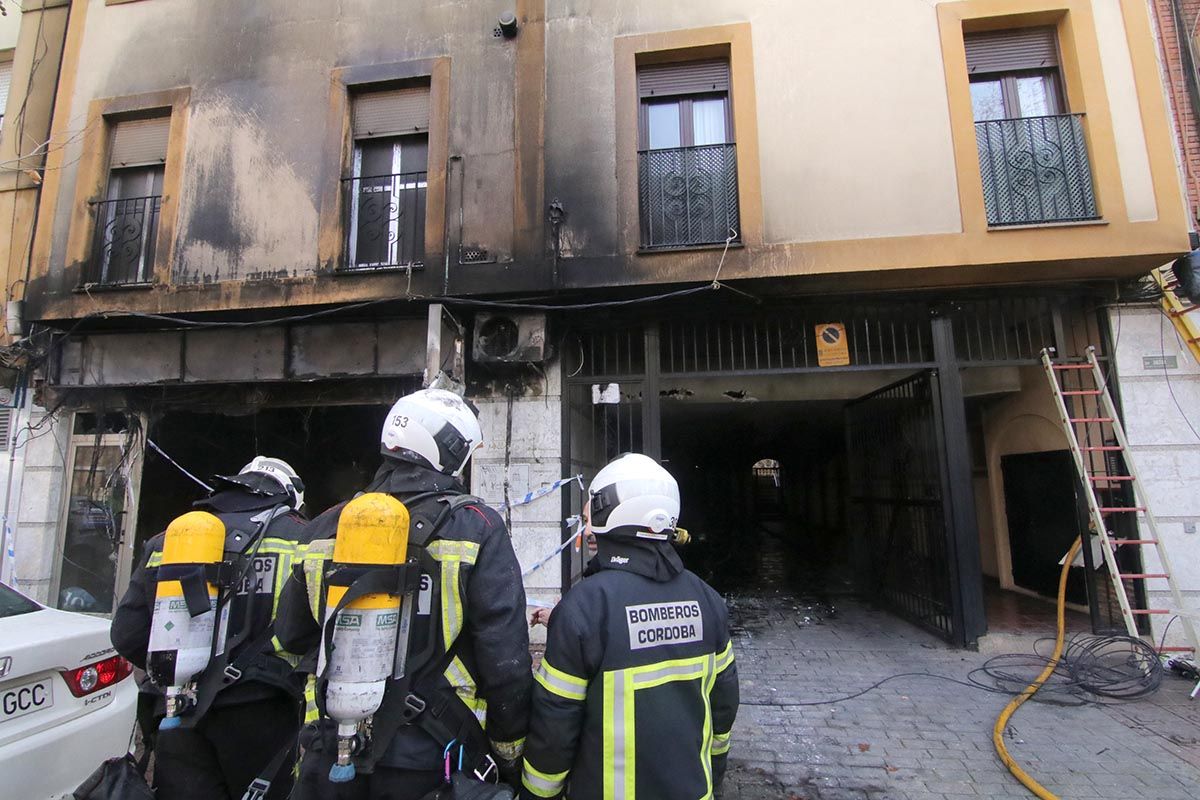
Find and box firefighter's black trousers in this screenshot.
[292,737,444,800]
[153,694,300,800]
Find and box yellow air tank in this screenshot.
[319,493,410,782]
[146,511,228,729]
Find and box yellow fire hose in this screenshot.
[992,537,1082,800]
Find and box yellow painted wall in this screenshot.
[1091,0,1158,222]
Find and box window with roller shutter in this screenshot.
[964,27,1099,226]
[635,59,740,250]
[86,116,169,285]
[0,60,12,133]
[344,86,430,270]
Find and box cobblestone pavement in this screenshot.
[719,589,1200,800]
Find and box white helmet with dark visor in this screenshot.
[588,453,681,540]
[380,389,484,478]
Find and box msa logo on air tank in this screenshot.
[625,601,703,650]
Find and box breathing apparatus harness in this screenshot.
[151,504,294,726]
[313,490,498,782]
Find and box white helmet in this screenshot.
[215,456,305,511]
[588,453,680,540]
[381,388,483,477]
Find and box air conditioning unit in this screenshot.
[472,312,548,364]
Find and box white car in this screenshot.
[0,582,137,800]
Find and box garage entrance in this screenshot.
[562,292,1126,646]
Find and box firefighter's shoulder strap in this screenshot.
[185,505,295,727]
[357,491,492,774]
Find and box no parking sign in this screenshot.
[815,323,849,367]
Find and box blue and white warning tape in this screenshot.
[522,516,584,578]
[495,475,584,512]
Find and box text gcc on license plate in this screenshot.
[0,677,54,723]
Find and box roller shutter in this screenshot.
[352,87,430,138]
[637,60,729,97]
[965,27,1059,74]
[109,117,170,167]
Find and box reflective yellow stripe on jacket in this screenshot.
[711,640,735,756]
[300,539,335,725]
[534,659,588,702]
[445,655,487,728]
[522,761,570,798]
[602,653,719,800]
[300,539,335,619]
[426,539,479,647]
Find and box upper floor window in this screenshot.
[965,27,1098,226]
[636,60,740,250]
[344,86,429,271]
[88,116,168,285]
[0,60,12,133]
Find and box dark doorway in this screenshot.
[136,405,390,555]
[660,399,851,599]
[1001,450,1087,605]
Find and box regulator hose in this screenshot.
[992,537,1081,800]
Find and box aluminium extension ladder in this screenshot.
[1041,346,1200,657]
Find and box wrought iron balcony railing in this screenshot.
[86,195,161,285]
[975,114,1099,227]
[342,171,427,271]
[638,144,740,250]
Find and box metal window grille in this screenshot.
[975,114,1099,226]
[951,296,1057,362]
[566,327,647,380]
[342,171,427,271]
[0,410,12,451]
[638,144,740,249]
[85,195,162,285]
[659,305,934,375]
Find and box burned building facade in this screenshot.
[1,0,1197,647]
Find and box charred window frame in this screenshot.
[344,85,431,271]
[86,116,169,286]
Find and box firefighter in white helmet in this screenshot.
[276,389,532,799]
[520,453,739,800]
[112,457,311,800]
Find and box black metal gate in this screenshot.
[845,371,959,641]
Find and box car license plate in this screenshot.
[0,677,54,723]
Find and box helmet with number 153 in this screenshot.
[380,389,484,478]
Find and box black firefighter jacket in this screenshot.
[520,536,739,800]
[273,460,533,771]
[110,489,312,710]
